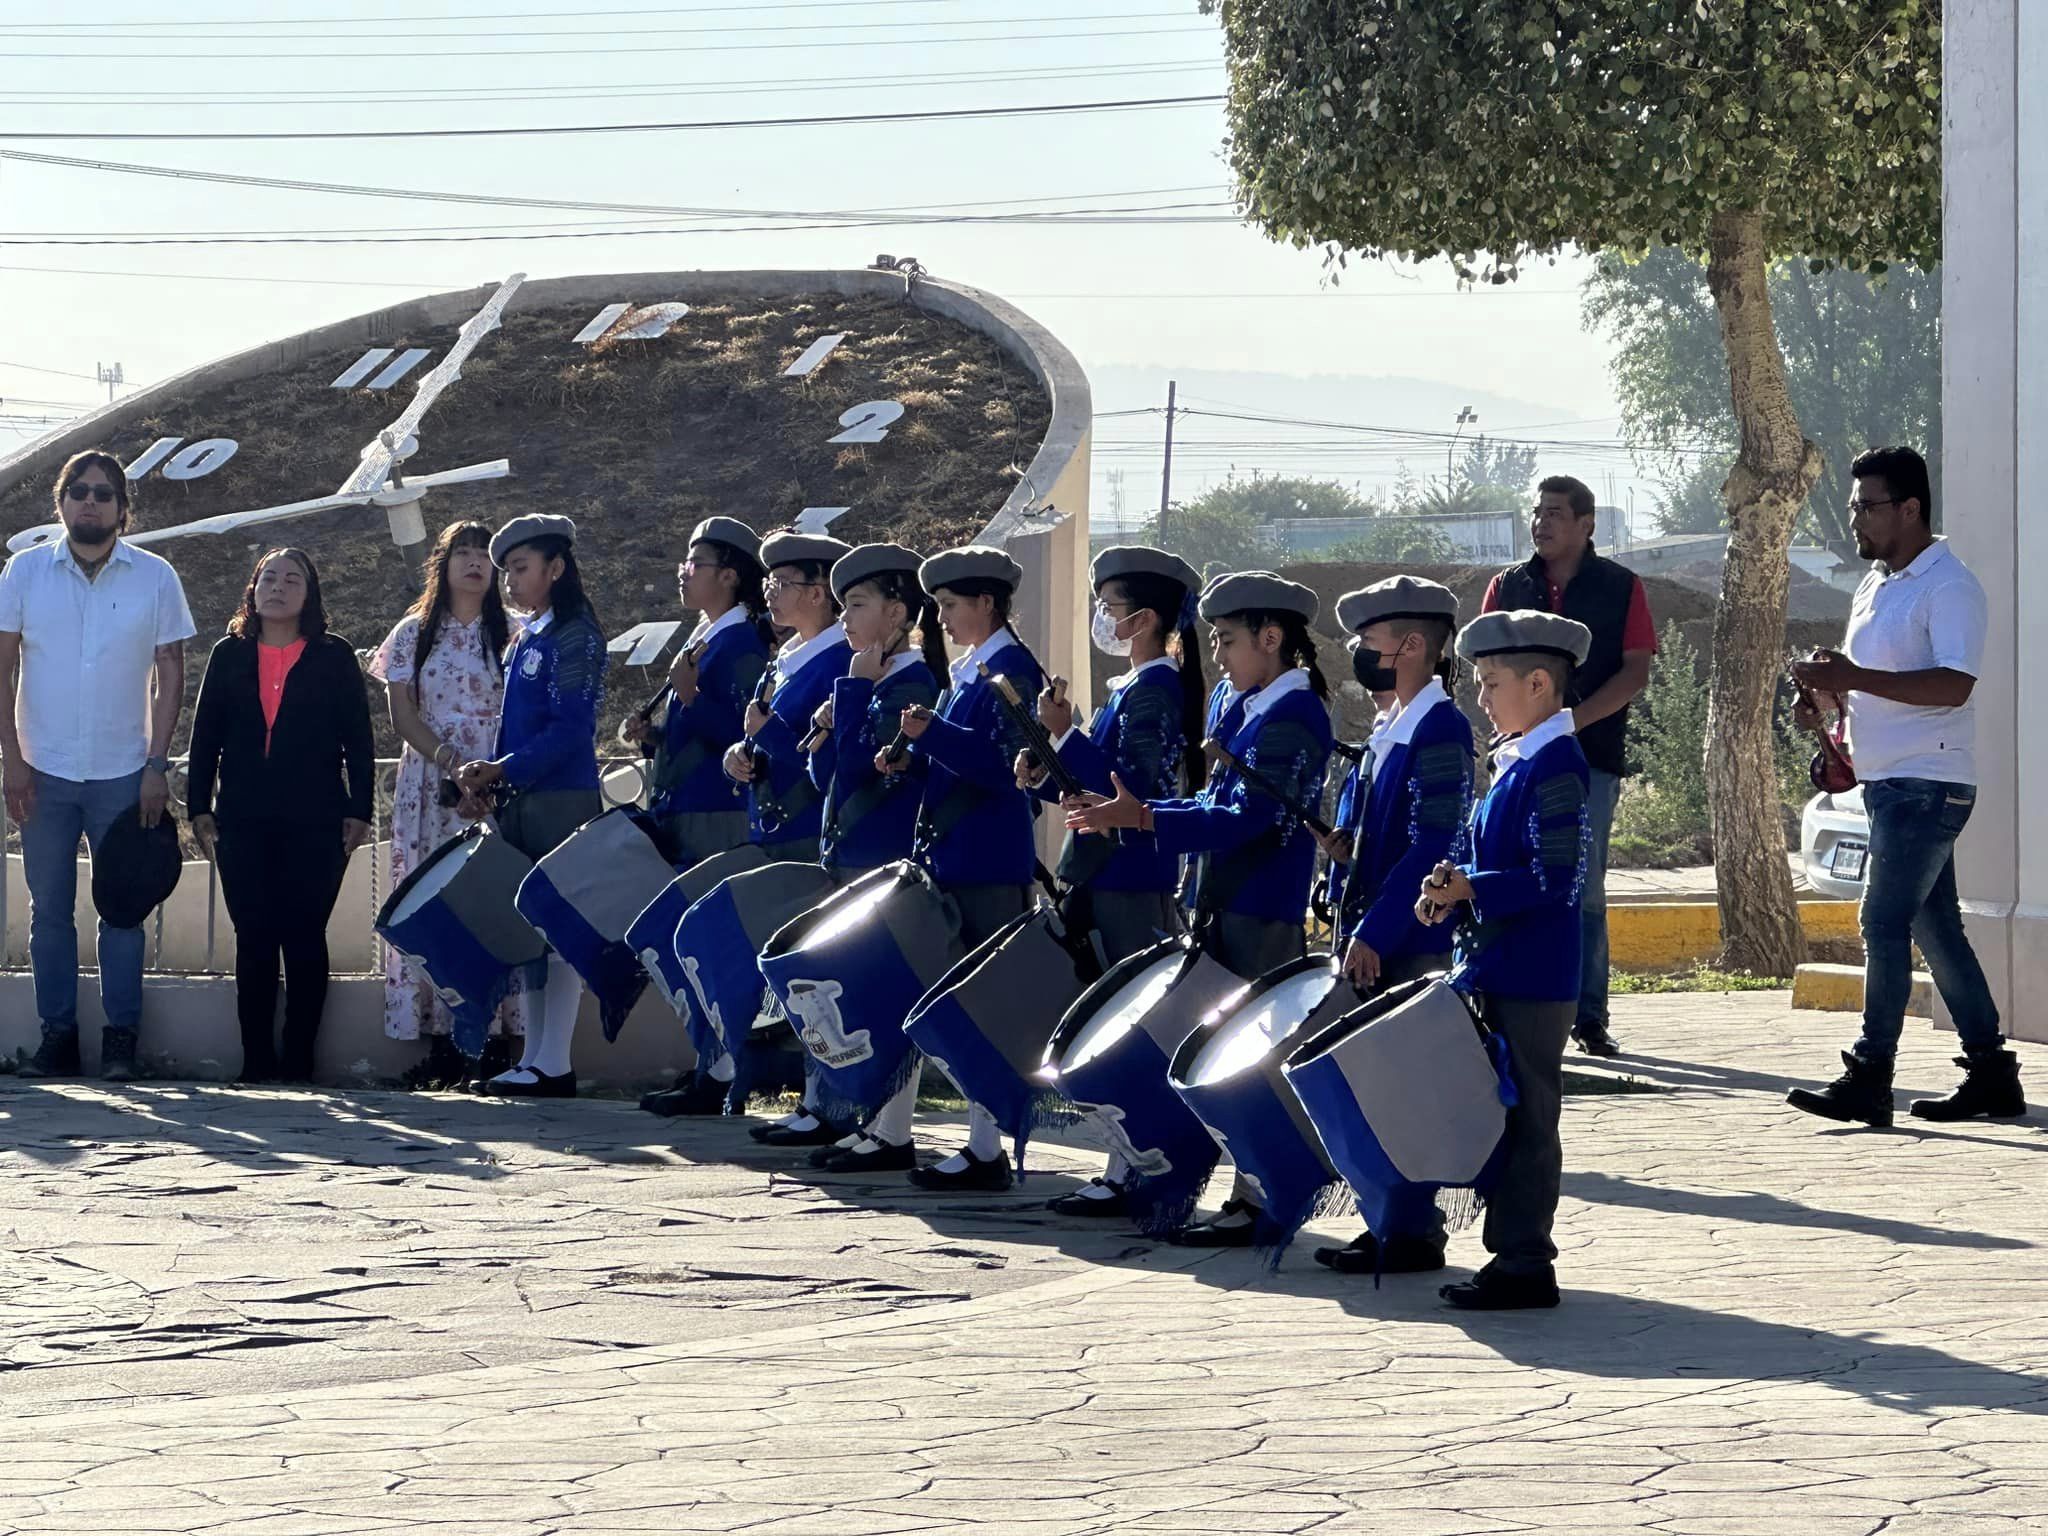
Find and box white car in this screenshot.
[1801,785,1870,901]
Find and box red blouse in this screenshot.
[258,637,307,751]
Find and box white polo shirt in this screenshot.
[0,538,197,783]
[1841,538,1987,786]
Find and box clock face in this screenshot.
[0,286,1054,743]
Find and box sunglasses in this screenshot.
[64,484,118,504]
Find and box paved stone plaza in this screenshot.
[2,993,2044,1535]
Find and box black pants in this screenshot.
[216,817,349,1080]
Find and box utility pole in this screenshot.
[1448,404,1477,486]
[1157,378,1178,548]
[96,362,123,403]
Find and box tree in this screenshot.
[1147,497,1270,582]
[1583,246,1941,547]
[1460,435,1540,499]
[1182,471,1377,521]
[1323,519,1459,564]
[1651,456,1734,536]
[1210,0,1939,975]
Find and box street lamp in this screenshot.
[1449,405,1477,485]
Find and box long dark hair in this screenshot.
[518,535,596,629]
[934,575,1017,646]
[1113,570,1208,788]
[1233,609,1331,702]
[864,567,949,680]
[228,547,327,641]
[704,537,775,649]
[408,520,510,690]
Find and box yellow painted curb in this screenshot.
[1607,900,1859,971]
[1792,961,1933,1017]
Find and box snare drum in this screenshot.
[1168,956,1357,1259]
[1283,975,1515,1239]
[376,824,545,1058]
[1041,937,1249,1232]
[515,807,678,1039]
[903,904,1097,1170]
[757,861,962,1126]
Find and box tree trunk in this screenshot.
[1703,208,1820,977]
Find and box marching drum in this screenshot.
[1283,975,1516,1240]
[1040,938,1249,1232]
[674,859,837,1066]
[376,824,546,1058]
[757,861,962,1126]
[902,905,1099,1169]
[1167,956,1356,1259]
[623,845,771,1041]
[515,807,679,1039]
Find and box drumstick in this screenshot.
[617,636,708,747]
[979,664,1087,799]
[1201,739,1335,839]
[799,702,833,755]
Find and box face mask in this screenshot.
[1091,602,1133,657]
[1351,644,1399,694]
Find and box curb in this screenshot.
[1608,900,1858,971]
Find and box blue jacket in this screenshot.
[1149,674,1333,926]
[737,629,854,848]
[495,610,606,794]
[911,638,1043,888]
[1037,659,1188,893]
[1336,694,1476,963]
[650,615,769,819]
[1453,722,1591,1002]
[811,658,940,875]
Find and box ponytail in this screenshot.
[865,568,950,681]
[712,539,775,650]
[1238,608,1331,703]
[1115,568,1209,788]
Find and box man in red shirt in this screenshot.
[1482,476,1656,1055]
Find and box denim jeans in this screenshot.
[1853,777,2003,1063]
[1576,768,1622,1030]
[21,768,146,1037]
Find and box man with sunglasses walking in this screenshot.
[0,450,196,1081]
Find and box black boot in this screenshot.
[16,1027,82,1080]
[1787,1051,1895,1128]
[1572,1020,1622,1058]
[1910,1049,2027,1122]
[100,1028,141,1084]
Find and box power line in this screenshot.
[0,1,1038,28]
[0,93,1222,142]
[0,261,436,290]
[0,358,104,383]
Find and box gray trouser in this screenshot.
[663,808,751,868]
[1478,993,1576,1275]
[1091,888,1187,967]
[952,882,1033,951]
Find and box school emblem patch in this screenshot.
[784,978,872,1067]
[521,649,543,678]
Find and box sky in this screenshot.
[0,2,1652,526]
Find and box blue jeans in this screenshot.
[21,768,146,1038]
[1576,768,1621,1030]
[1853,777,2002,1063]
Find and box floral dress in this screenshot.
[368,613,531,1041]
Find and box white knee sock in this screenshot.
[965,1101,1001,1160]
[532,958,581,1078]
[706,1051,736,1083]
[867,1062,922,1147]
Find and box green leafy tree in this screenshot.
[1652,456,1734,536]
[1323,518,1459,564]
[1148,496,1271,581]
[1181,471,1377,521]
[1583,247,1940,546]
[1210,0,1939,974]
[1459,435,1541,499]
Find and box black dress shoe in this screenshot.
[907,1149,1014,1192]
[1170,1197,1259,1248]
[1047,1177,1131,1218]
[1313,1230,1447,1275]
[1439,1262,1560,1310]
[640,1074,729,1118]
[752,1119,845,1147]
[482,1068,577,1099]
[819,1139,917,1174]
[1572,1021,1622,1058]
[810,1136,865,1168]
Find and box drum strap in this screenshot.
[1190,823,1289,930]
[651,736,711,796]
[757,773,821,833]
[823,771,897,853]
[913,777,985,859]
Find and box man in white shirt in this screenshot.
[1788,446,2021,1128]
[0,451,197,1082]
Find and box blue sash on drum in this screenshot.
[622,845,771,1044]
[757,862,961,1126]
[675,860,836,1070]
[515,807,678,1039]
[376,824,546,1058]
[1284,975,1517,1246]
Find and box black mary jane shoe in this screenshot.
[639,1073,730,1118]
[907,1149,1015,1193]
[809,1136,866,1169]
[819,1139,917,1174]
[752,1118,846,1147]
[1438,1262,1560,1311]
[1170,1198,1259,1248]
[481,1067,577,1100]
[1312,1231,1447,1276]
[1046,1177,1131,1218]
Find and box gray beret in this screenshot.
[489,513,575,568]
[688,516,762,567]
[1090,544,1201,596]
[1336,576,1460,634]
[1456,608,1592,667]
[830,542,923,601]
[760,530,853,571]
[919,545,1023,597]
[1196,571,1319,625]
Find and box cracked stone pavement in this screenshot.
[2,994,2044,1534]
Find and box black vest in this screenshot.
[1492,550,1637,775]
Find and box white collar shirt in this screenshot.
[1842,538,1987,784]
[1241,666,1311,724]
[686,604,748,650]
[1369,678,1449,783]
[950,629,1013,690]
[775,621,847,686]
[1492,709,1575,771]
[0,538,197,782]
[1056,654,1178,749]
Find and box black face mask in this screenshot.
[1351,645,1399,694]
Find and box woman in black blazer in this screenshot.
[187,548,375,1083]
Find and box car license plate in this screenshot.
[1832,840,1868,881]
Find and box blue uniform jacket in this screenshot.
[911,639,1043,888]
[495,611,606,793]
[810,659,940,874]
[1335,695,1476,963]
[650,617,769,819]
[739,632,854,848]
[1035,661,1187,893]
[1453,725,1591,1002]
[1149,677,1333,926]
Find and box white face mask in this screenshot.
[1091,601,1133,657]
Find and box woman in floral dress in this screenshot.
[368,520,526,1086]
